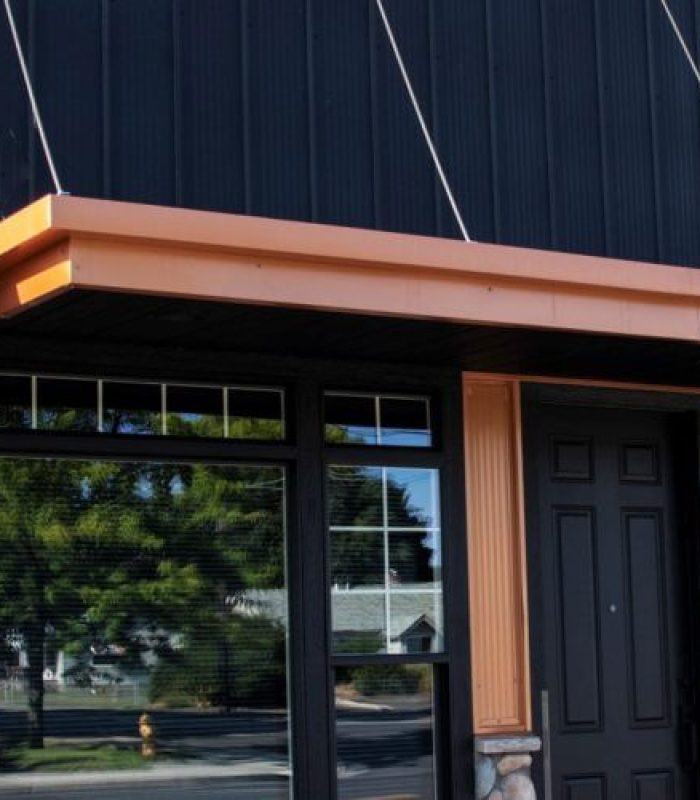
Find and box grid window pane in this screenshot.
[380,396,431,446]
[325,394,377,444]
[228,388,284,440]
[0,375,31,430]
[329,466,443,655]
[386,467,440,528]
[331,530,385,587]
[103,381,161,435]
[328,466,383,527]
[325,393,431,448]
[165,384,224,437]
[335,665,436,799]
[332,593,387,655]
[36,378,98,432]
[0,459,291,798]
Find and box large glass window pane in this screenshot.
[103,380,162,435]
[165,384,224,437]
[329,466,443,654]
[0,459,291,799]
[36,377,98,432]
[335,665,436,799]
[0,374,31,430]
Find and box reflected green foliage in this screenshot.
[165,413,223,438]
[324,424,372,445]
[229,416,284,441]
[0,455,286,748]
[328,466,435,586]
[37,409,97,433]
[1,743,147,772]
[349,664,428,696]
[103,409,160,436]
[149,617,286,709]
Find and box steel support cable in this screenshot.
[373,0,472,242]
[3,0,64,195]
[658,0,700,87]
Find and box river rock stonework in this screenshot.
[475,736,540,800]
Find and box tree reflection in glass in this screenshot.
[329,466,443,655]
[0,459,290,798]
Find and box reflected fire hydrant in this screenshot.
[138,713,156,759]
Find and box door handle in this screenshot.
[541,690,553,800]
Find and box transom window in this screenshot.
[0,373,285,440]
[325,391,432,447]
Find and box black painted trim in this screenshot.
[0,359,472,799]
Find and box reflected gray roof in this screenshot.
[244,584,442,640]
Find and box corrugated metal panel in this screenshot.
[32,0,103,199]
[487,0,551,247]
[595,0,659,261]
[542,0,607,255]
[108,0,176,204]
[372,0,436,235]
[0,0,28,216]
[431,0,495,241]
[3,0,700,266]
[312,0,375,229]
[178,0,246,214]
[645,0,700,266]
[245,0,312,221]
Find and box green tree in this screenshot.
[0,459,163,748]
[0,457,287,747]
[328,466,435,587]
[72,461,286,715]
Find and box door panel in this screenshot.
[527,405,691,799]
[554,507,602,730]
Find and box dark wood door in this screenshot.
[527,405,693,800]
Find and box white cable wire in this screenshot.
[373,0,471,242]
[3,0,64,195]
[658,0,700,87]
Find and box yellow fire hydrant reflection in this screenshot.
[138,713,156,759]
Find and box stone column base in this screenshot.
[475,735,541,800]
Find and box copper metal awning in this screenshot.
[1,194,700,342]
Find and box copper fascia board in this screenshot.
[2,194,700,339]
[0,243,72,316]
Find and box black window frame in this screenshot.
[0,361,472,800]
[321,375,471,800]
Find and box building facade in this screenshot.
[2,3,700,800]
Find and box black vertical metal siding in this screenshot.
[3,0,700,265]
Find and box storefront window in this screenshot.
[0,459,291,798]
[0,370,460,798]
[328,466,443,655]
